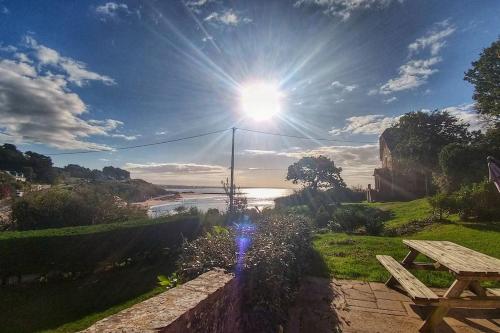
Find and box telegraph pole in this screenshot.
[229,127,236,220]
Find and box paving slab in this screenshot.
[287,277,500,333]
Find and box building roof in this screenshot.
[380,128,401,152]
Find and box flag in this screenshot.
[487,156,500,193]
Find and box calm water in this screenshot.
[148,187,293,217]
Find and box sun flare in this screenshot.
[239,81,283,121]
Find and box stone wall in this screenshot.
[81,269,242,333]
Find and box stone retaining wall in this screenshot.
[81,269,242,333]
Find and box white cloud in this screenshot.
[155,131,168,135]
[330,114,399,136]
[124,162,228,184]
[330,80,357,92]
[124,162,227,175]
[25,36,115,87]
[95,2,131,20]
[376,20,455,95]
[244,149,278,155]
[335,98,345,104]
[408,20,456,56]
[379,57,441,94]
[384,96,397,104]
[111,134,140,141]
[294,0,400,21]
[204,9,252,26]
[442,103,485,131]
[1,5,9,14]
[0,38,123,150]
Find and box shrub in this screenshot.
[364,217,385,236]
[315,205,331,227]
[330,205,390,234]
[274,188,339,215]
[12,187,146,230]
[427,192,455,220]
[179,213,313,332]
[0,215,201,278]
[452,181,500,221]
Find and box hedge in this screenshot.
[0,215,201,278]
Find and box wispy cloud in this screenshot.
[330,80,357,92]
[408,19,456,56]
[442,103,486,132]
[124,162,226,174]
[95,2,132,20]
[244,149,278,155]
[0,37,122,150]
[330,115,400,136]
[204,9,252,26]
[377,20,455,95]
[294,0,402,21]
[1,5,9,14]
[383,96,397,104]
[124,162,228,185]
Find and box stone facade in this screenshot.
[371,129,427,201]
[81,269,242,333]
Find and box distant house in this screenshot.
[1,170,26,182]
[370,129,427,201]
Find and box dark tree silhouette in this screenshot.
[286,155,346,191]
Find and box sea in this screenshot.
[148,187,294,217]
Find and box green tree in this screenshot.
[391,111,471,171]
[103,166,130,180]
[464,37,500,120]
[286,155,346,191]
[25,151,55,183]
[437,143,487,192]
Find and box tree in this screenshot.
[437,143,486,192]
[391,110,471,173]
[102,166,130,180]
[286,155,346,191]
[0,144,26,172]
[25,151,55,183]
[464,37,500,120]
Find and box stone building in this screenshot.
[371,128,427,201]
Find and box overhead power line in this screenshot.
[46,128,231,156]
[236,127,377,144]
[43,126,377,156]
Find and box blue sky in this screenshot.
[0,0,499,187]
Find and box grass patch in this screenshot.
[312,221,500,288]
[0,215,186,240]
[364,198,437,229]
[0,261,173,333]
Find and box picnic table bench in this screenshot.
[376,240,500,332]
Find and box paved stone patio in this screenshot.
[287,277,500,333]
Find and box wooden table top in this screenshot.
[403,240,500,277]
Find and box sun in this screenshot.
[239,81,283,121]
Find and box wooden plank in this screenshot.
[487,288,500,296]
[404,262,448,271]
[403,240,500,276]
[387,249,418,287]
[376,255,438,301]
[468,281,486,297]
[439,296,500,308]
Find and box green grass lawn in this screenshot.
[312,200,500,288]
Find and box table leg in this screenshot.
[468,280,486,297]
[386,249,418,287]
[419,279,470,332]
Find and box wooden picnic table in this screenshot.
[377,240,500,332]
